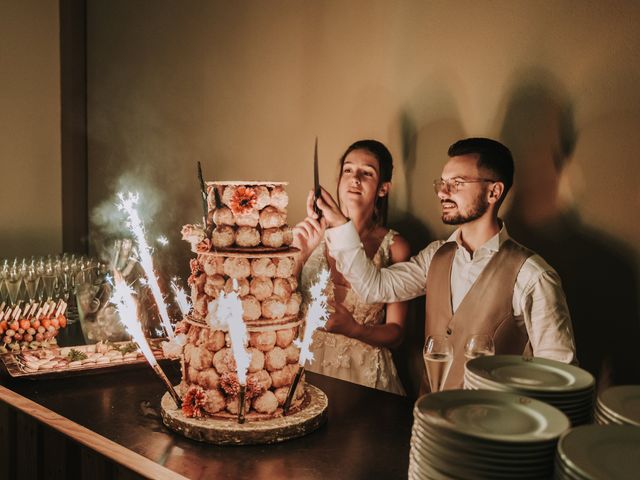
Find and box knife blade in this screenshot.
[313,137,322,218]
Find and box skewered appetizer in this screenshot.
[0,299,69,354]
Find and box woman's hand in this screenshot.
[313,187,349,228]
[325,300,362,339]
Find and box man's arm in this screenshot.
[326,221,436,304]
[519,262,577,364]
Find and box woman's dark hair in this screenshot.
[337,139,393,226]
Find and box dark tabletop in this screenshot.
[1,362,413,480]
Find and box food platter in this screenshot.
[0,338,172,379]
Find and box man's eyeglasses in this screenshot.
[433,178,497,194]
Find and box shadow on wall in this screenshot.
[389,112,433,400]
[500,72,640,388]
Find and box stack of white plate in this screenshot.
[464,355,595,426]
[594,385,640,426]
[409,390,570,480]
[555,424,640,479]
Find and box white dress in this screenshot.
[300,230,406,395]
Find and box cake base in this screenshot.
[160,385,328,445]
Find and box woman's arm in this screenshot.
[325,234,411,349]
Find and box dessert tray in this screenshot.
[0,339,170,379]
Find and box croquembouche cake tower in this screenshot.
[161,182,327,445]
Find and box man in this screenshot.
[303,137,576,391]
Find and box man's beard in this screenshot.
[441,194,489,225]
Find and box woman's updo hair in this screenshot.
[337,139,393,226]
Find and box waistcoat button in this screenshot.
[446,327,452,335]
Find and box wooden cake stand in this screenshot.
[160,384,328,445]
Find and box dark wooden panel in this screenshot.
[60,0,88,254]
[15,412,38,479]
[81,448,113,480]
[0,401,15,479]
[41,427,68,480]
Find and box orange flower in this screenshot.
[195,238,212,253]
[220,372,241,396]
[182,385,206,418]
[229,186,257,216]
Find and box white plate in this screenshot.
[415,390,570,443]
[557,425,640,479]
[466,355,594,393]
[597,386,640,426]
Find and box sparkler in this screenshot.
[111,272,181,408]
[284,269,330,414]
[157,235,169,246]
[116,192,175,339]
[209,279,249,423]
[170,277,192,316]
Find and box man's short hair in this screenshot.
[448,138,514,197]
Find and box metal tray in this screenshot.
[0,339,174,380]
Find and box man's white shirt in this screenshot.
[325,221,577,364]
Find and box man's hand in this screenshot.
[325,300,362,339]
[311,187,348,228]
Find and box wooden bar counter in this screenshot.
[0,362,413,479]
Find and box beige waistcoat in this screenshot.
[423,239,534,392]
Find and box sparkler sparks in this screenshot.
[295,269,330,366]
[157,235,169,246]
[211,279,250,384]
[111,275,158,366]
[170,277,191,316]
[111,273,182,407]
[116,192,175,339]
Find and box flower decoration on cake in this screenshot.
[246,374,267,399]
[220,371,241,396]
[181,224,206,246]
[229,186,258,216]
[182,385,207,418]
[187,259,203,286]
[195,238,212,253]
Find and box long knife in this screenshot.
[313,137,322,218]
[197,162,209,227]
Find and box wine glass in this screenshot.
[464,334,495,360]
[23,264,40,302]
[423,335,453,392]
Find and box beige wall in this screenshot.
[87,0,640,391]
[0,0,62,258]
[87,0,639,256]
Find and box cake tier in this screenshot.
[177,320,305,420]
[189,249,301,324]
[161,384,328,445]
[205,181,291,250]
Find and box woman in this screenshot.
[293,140,410,395]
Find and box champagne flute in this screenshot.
[464,334,495,360]
[5,267,23,305]
[423,335,453,392]
[24,264,40,302]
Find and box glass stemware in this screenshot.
[5,267,23,305]
[464,334,495,360]
[423,335,454,392]
[41,263,58,301]
[23,264,40,302]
